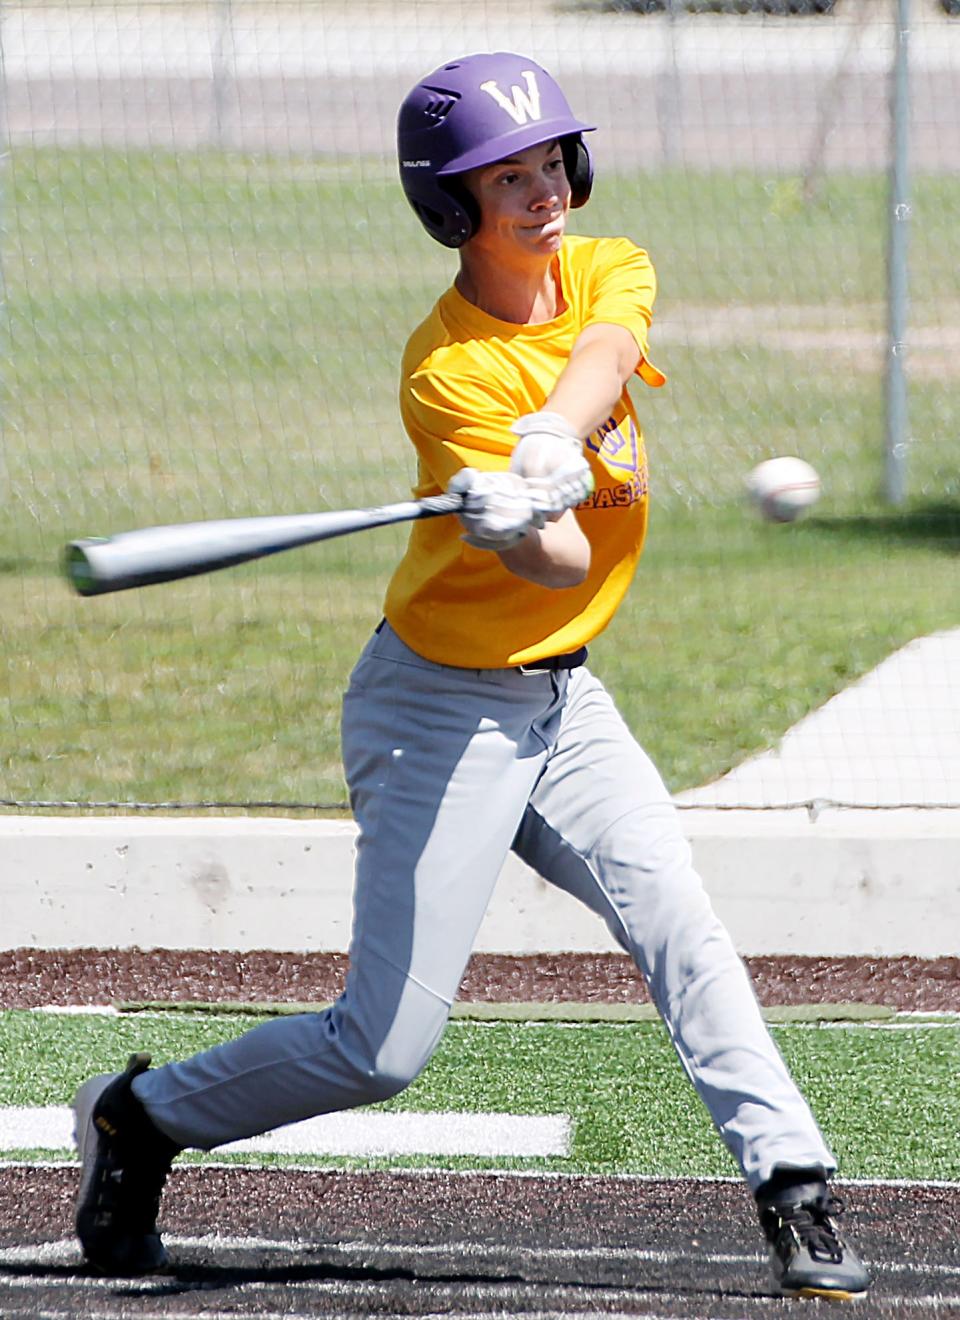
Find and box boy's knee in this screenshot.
[324,971,451,1106]
[356,1062,422,1105]
[327,1006,439,1105]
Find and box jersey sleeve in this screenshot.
[583,238,666,388]
[401,362,517,488]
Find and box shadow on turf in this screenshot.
[809,502,960,552]
[0,1257,772,1307]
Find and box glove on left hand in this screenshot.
[447,467,547,552]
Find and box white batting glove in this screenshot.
[447,467,547,552]
[509,411,594,514]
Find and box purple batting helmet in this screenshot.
[397,52,595,248]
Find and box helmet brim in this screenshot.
[436,117,595,177]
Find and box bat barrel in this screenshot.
[64,494,465,597]
[64,535,260,596]
[64,513,362,596]
[65,540,116,597]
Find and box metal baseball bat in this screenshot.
[64,492,465,597]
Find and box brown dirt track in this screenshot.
[3,949,960,1012]
[1,951,958,1318]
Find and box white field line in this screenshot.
[5,1232,960,1278]
[0,1107,570,1159]
[342,1313,960,1320]
[1,1159,957,1189]
[0,1236,759,1269]
[2,1238,960,1316]
[3,1288,958,1320]
[0,1230,956,1314]
[154,1237,960,1280]
[0,1312,427,1320]
[0,1313,326,1320]
[0,1302,695,1320]
[820,1021,960,1030]
[7,1294,960,1320]
[26,1005,960,1027]
[31,1005,121,1016]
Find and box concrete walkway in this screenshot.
[5,2,957,167]
[2,3,958,80]
[678,629,960,809]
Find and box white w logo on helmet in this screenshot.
[479,71,542,126]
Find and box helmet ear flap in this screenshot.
[561,135,593,208]
[437,177,481,247]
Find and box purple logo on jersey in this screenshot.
[580,413,648,510]
[587,414,643,474]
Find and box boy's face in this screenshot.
[461,139,571,262]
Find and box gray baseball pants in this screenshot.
[134,620,835,1191]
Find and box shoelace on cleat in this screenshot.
[776,1197,846,1264]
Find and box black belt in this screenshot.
[516,646,588,674]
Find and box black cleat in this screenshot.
[759,1183,870,1301]
[73,1052,181,1275]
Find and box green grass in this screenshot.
[2,149,960,806]
[2,1010,959,1179]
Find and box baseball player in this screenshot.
[73,52,868,1301]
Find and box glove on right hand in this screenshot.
[509,411,594,514]
[447,467,546,552]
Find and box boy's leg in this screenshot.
[74,626,563,1272]
[514,665,833,1186]
[132,629,563,1148]
[513,666,868,1297]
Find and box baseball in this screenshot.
[745,456,821,523]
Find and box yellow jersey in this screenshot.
[384,234,665,668]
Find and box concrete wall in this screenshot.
[2,809,958,957]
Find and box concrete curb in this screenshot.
[2,809,958,957]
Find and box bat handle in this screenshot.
[417,492,466,518]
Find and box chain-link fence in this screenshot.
[1,0,958,811]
